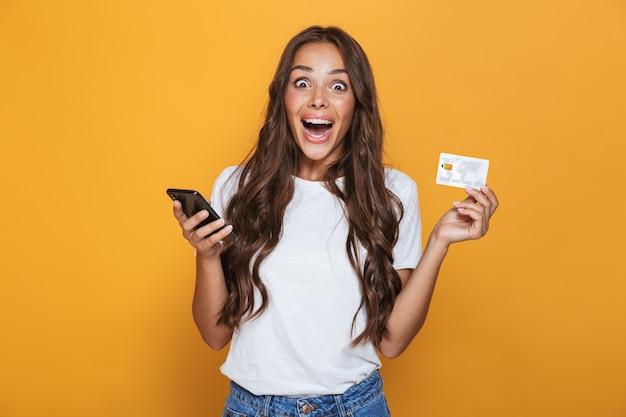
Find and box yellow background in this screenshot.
[1,0,625,416]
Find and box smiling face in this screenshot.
[284,42,355,180]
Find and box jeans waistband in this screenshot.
[229,370,384,414]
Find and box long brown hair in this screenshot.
[219,26,403,348]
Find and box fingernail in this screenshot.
[453,201,461,206]
[199,210,209,218]
[465,186,474,193]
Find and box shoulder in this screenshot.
[213,165,241,191]
[384,168,416,194]
[211,165,243,209]
[216,165,240,182]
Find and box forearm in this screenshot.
[192,253,233,350]
[379,185,499,358]
[379,236,449,358]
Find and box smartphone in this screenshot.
[166,188,237,243]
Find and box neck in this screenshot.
[297,163,328,181]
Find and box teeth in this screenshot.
[303,118,332,125]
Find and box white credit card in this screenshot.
[435,152,489,189]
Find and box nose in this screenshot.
[308,85,327,109]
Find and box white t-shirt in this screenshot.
[210,166,422,396]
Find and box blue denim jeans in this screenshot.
[222,370,391,417]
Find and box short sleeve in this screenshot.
[386,169,422,269]
[209,166,240,221]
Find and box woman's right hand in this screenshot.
[172,200,234,258]
[172,199,234,350]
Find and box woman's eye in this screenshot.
[330,81,348,91]
[294,79,310,88]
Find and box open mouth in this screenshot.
[302,118,333,139]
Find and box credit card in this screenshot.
[435,152,489,189]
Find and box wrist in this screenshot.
[426,229,451,255]
[195,249,221,265]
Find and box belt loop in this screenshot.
[262,395,272,417]
[333,394,347,417]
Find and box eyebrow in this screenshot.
[291,65,348,75]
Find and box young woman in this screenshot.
[172,25,498,417]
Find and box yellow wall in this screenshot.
[1,1,625,416]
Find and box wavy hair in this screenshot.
[219,26,403,348]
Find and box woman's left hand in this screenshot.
[432,185,499,245]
